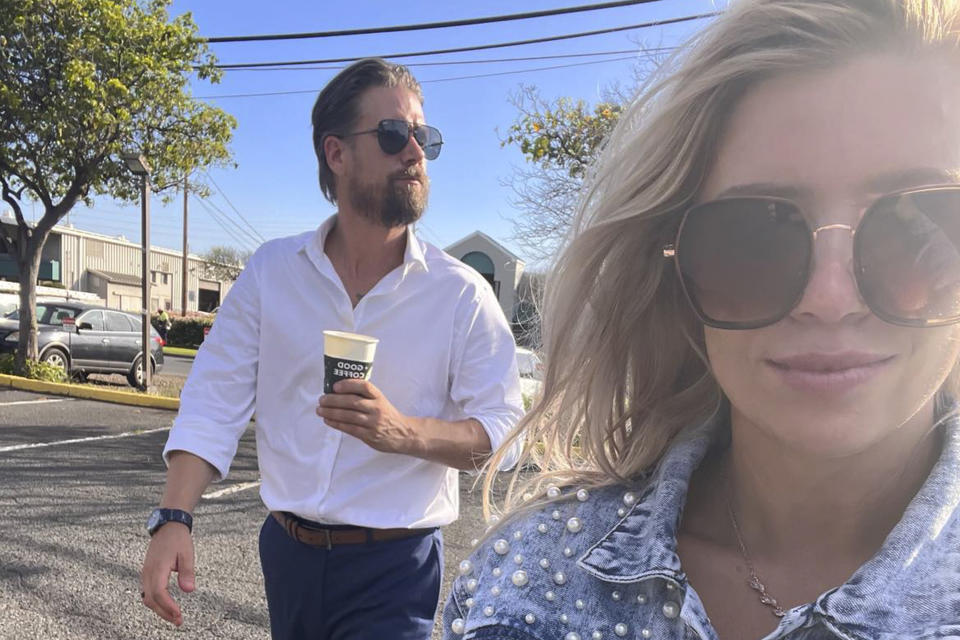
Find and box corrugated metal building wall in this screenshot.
[40,224,235,313]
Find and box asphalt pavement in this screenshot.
[0,388,493,640]
[159,355,193,378]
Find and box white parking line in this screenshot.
[0,427,170,453]
[202,481,261,500]
[0,398,68,407]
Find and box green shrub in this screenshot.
[0,353,67,383]
[166,316,213,349]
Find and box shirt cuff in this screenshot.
[162,420,240,482]
[471,413,523,472]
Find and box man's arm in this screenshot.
[316,284,523,472]
[316,380,492,471]
[142,247,263,626]
[140,451,218,627]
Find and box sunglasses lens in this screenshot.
[676,198,811,328]
[376,120,443,160]
[857,188,960,326]
[414,125,443,160]
[377,120,411,155]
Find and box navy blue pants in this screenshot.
[258,514,443,640]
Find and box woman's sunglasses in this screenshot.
[664,185,960,329]
[336,119,443,160]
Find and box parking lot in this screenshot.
[0,389,491,639]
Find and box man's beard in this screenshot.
[345,168,429,228]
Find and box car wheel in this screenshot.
[40,347,69,373]
[127,355,154,388]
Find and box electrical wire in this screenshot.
[202,0,667,43]
[224,47,673,72]
[202,197,263,249]
[213,13,715,69]
[197,52,659,99]
[194,196,260,252]
[202,171,267,244]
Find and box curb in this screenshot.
[0,374,180,411]
[163,346,197,357]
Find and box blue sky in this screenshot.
[57,0,723,266]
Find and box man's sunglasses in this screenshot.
[664,185,960,329]
[337,119,443,160]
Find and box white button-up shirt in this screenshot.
[164,215,524,528]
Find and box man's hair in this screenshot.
[311,58,423,204]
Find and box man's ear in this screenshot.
[324,135,348,177]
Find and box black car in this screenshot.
[0,301,164,387]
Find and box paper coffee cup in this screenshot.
[323,330,379,393]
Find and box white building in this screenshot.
[0,220,234,313]
[445,231,525,322]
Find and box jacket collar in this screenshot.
[576,415,716,586]
[577,400,960,638]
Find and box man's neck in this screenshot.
[324,210,408,287]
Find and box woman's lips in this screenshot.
[765,352,896,393]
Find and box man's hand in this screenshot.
[316,379,421,456]
[140,523,196,627]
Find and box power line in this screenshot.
[194,196,260,252]
[222,47,673,72]
[423,55,640,83]
[195,199,253,250]
[203,0,666,44]
[202,171,267,244]
[202,197,263,249]
[197,52,665,99]
[213,13,715,69]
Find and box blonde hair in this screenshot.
[483,0,960,520]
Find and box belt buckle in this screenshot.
[323,528,332,551]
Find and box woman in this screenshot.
[442,1,960,638]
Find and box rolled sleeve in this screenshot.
[450,286,524,471]
[162,252,261,481]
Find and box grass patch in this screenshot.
[163,346,197,357]
[81,373,186,399]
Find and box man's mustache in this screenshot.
[390,169,427,183]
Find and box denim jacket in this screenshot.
[442,407,960,640]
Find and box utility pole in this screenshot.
[181,173,188,316]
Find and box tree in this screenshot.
[511,270,546,348]
[201,245,251,282]
[501,86,623,263]
[0,0,236,373]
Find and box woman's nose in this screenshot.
[790,224,870,324]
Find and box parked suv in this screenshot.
[0,302,164,387]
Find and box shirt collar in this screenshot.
[577,400,960,637]
[302,214,429,276]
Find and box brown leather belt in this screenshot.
[271,511,433,550]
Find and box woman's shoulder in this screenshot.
[442,482,656,640]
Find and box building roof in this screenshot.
[86,268,143,287]
[444,230,524,265]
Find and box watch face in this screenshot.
[147,509,162,532]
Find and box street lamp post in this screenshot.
[122,153,152,391]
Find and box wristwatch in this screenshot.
[146,508,193,536]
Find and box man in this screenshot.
[139,58,523,640]
[155,307,170,341]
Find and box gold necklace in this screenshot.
[727,497,787,617]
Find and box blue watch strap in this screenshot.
[148,508,193,535]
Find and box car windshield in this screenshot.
[5,304,81,325]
